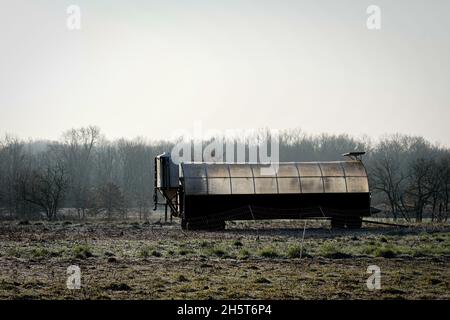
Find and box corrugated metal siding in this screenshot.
[180,161,369,195]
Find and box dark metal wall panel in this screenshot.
[184,178,208,195]
[156,155,179,188]
[169,161,179,187]
[183,193,372,220]
[182,163,207,178]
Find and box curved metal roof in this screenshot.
[180,161,369,195]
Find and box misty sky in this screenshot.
[0,0,449,145]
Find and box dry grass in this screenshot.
[0,219,448,299]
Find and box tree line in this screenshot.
[277,131,450,222]
[0,126,448,222]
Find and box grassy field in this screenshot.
[0,218,448,299]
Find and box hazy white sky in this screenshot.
[0,0,449,144]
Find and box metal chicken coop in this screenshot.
[153,152,371,230]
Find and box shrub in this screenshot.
[380,237,388,243]
[318,242,351,259]
[238,249,250,259]
[286,245,305,259]
[412,245,444,257]
[30,248,51,259]
[318,242,338,257]
[205,247,227,257]
[373,245,397,258]
[139,246,162,258]
[258,247,279,258]
[199,241,210,248]
[254,277,271,284]
[138,247,150,258]
[6,248,23,258]
[151,250,162,257]
[73,245,93,259]
[233,240,243,247]
[0,280,17,290]
[176,275,189,282]
[105,282,132,291]
[212,247,226,256]
[178,249,191,256]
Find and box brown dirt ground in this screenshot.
[0,219,448,300]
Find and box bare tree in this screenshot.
[117,138,153,220]
[370,136,410,220]
[437,156,450,221]
[92,182,126,219]
[404,158,438,222]
[56,126,101,219]
[21,159,69,221]
[1,126,450,224]
[0,135,27,218]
